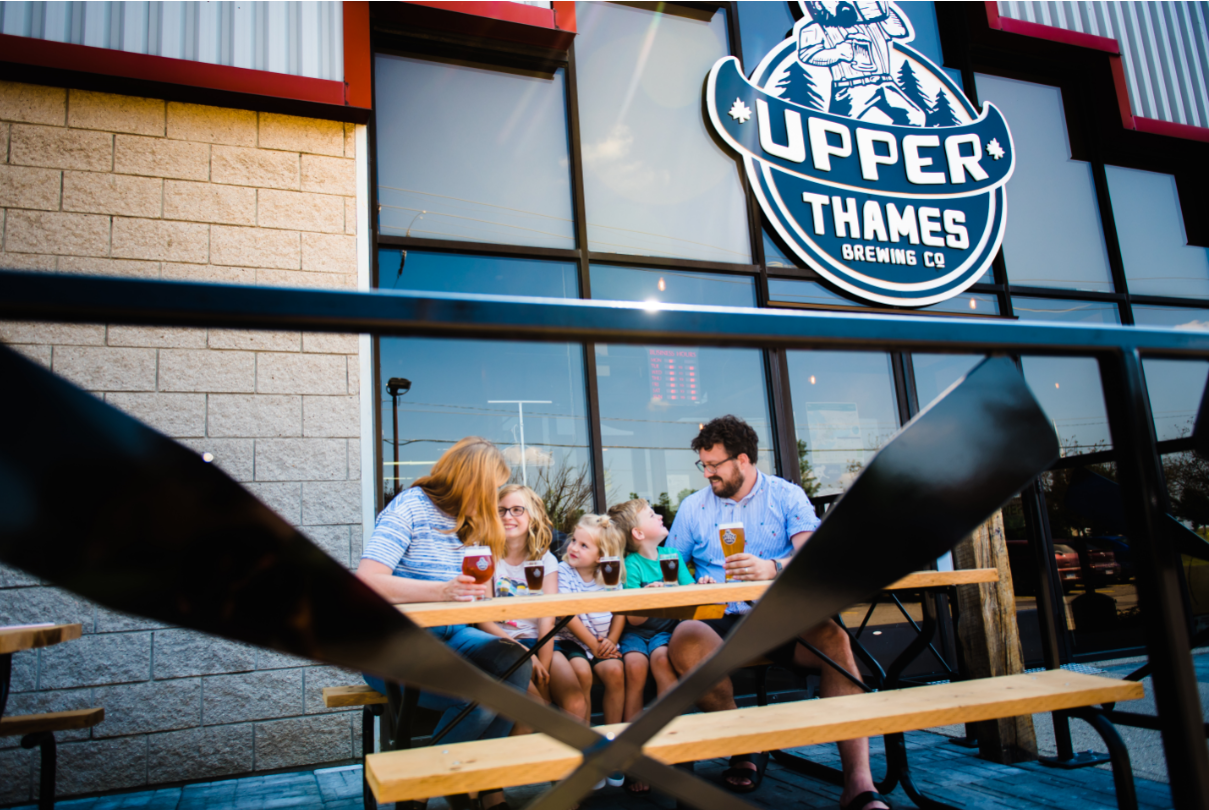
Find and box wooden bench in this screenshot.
[0,708,105,810]
[364,670,1142,805]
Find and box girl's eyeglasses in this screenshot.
[498,505,527,518]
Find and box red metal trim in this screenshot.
[383,1,575,51]
[407,1,555,29]
[552,1,577,33]
[1110,54,1136,130]
[343,1,372,110]
[997,16,1120,53]
[985,1,1001,30]
[0,33,345,105]
[1134,116,1209,144]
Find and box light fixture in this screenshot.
[202,452,214,463]
[658,277,666,292]
[809,375,816,384]
[969,298,977,310]
[387,378,412,397]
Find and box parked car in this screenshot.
[1006,539,1120,594]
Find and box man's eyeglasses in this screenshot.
[695,456,736,474]
[498,505,527,518]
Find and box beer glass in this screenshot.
[659,550,680,585]
[600,556,621,590]
[718,522,745,581]
[523,560,545,593]
[461,546,495,600]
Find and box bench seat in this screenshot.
[324,685,389,708]
[365,670,1142,802]
[0,708,104,737]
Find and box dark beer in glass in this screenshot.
[462,546,495,600]
[523,560,545,592]
[600,556,621,589]
[659,551,679,585]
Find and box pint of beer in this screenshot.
[462,546,495,600]
[523,560,545,593]
[659,550,680,585]
[718,522,745,581]
[600,556,621,589]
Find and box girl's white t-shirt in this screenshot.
[493,550,560,640]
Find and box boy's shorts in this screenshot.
[554,639,617,667]
[619,631,673,656]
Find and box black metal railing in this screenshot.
[1,268,1206,808]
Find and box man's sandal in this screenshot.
[720,751,769,793]
[839,790,894,810]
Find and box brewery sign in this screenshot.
[706,1,1016,307]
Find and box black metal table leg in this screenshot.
[22,730,55,810]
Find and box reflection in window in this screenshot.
[375,54,574,249]
[975,75,1114,292]
[785,351,899,496]
[1142,359,1209,442]
[1015,299,1117,455]
[912,354,985,410]
[1106,166,1209,299]
[377,252,591,530]
[768,278,997,315]
[575,3,751,264]
[591,264,756,307]
[591,267,771,511]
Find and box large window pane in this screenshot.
[592,266,771,512]
[976,75,1113,292]
[575,3,751,264]
[785,351,899,496]
[1106,165,1209,299]
[1015,299,1117,455]
[377,252,590,528]
[375,55,575,249]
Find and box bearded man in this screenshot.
[664,415,890,810]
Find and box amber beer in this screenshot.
[462,546,495,600]
[523,560,545,592]
[600,556,621,589]
[719,522,745,581]
[659,550,680,585]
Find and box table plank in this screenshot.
[0,708,104,737]
[365,670,1142,802]
[0,623,83,655]
[395,569,997,627]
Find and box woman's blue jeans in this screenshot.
[364,624,532,745]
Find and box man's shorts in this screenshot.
[619,630,673,657]
[700,614,797,665]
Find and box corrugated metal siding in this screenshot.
[997,1,1209,128]
[0,1,343,81]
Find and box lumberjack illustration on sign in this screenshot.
[708,1,1016,307]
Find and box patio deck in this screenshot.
[13,651,1204,810]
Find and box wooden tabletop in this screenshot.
[0,623,83,655]
[396,569,997,628]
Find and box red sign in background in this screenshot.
[649,348,699,404]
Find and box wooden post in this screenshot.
[952,511,1038,764]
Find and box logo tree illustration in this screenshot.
[776,60,825,111]
[927,87,961,128]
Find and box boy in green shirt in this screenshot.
[607,498,715,794]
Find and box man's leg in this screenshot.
[795,620,888,810]
[668,621,735,712]
[670,621,762,790]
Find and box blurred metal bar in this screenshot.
[3,271,1209,359]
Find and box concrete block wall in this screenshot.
[0,81,367,802]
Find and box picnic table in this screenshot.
[331,570,1003,810]
[1,623,103,810]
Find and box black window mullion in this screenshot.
[368,47,386,514]
[565,38,608,512]
[1089,160,1135,325]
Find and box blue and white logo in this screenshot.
[707,1,1015,307]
